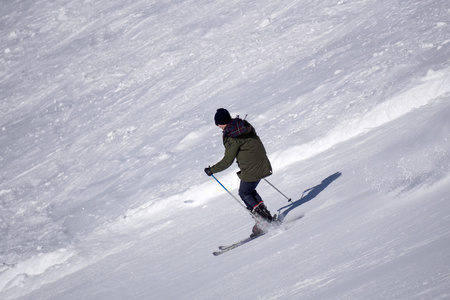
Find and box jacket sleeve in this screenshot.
[210,138,240,174]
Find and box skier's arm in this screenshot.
[210,139,240,174]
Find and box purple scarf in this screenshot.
[224,118,248,138]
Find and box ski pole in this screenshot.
[263,178,292,202]
[211,174,256,218]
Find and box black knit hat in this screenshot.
[214,108,232,125]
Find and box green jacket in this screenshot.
[210,119,272,182]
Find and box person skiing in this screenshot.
[204,108,275,236]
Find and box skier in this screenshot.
[204,108,275,236]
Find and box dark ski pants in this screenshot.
[238,180,263,211]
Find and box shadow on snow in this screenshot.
[277,172,342,221]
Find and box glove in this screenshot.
[204,167,213,176]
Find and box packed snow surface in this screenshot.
[1,0,449,299]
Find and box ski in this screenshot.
[212,214,304,256]
[213,234,265,256]
[218,233,264,250]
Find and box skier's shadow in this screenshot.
[277,172,342,221]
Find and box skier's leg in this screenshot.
[239,180,274,223]
[238,180,261,210]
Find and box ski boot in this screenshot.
[250,224,267,238]
[253,202,274,222]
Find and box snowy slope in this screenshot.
[1,0,449,299]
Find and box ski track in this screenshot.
[271,67,450,169]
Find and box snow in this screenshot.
[1,0,449,299]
